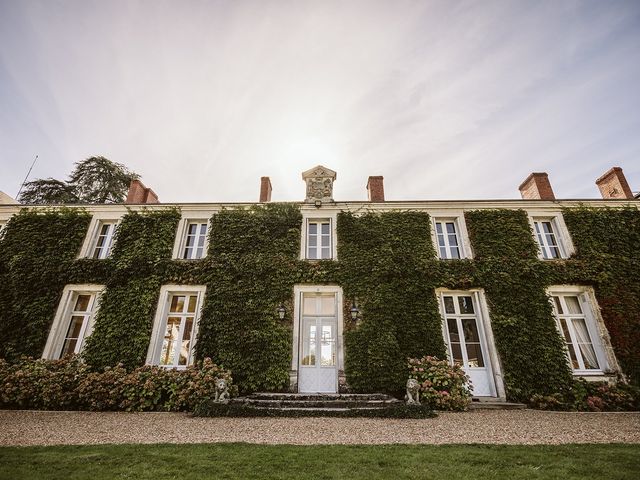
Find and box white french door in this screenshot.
[298,293,338,393]
[439,291,496,397]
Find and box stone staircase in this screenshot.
[232,393,402,412]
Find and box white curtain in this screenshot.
[572,318,599,369]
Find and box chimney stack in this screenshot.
[595,167,633,199]
[259,177,272,202]
[125,179,159,204]
[518,172,555,200]
[367,176,385,202]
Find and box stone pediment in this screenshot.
[302,165,337,203]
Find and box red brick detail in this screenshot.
[366,176,385,202]
[518,172,555,200]
[595,167,633,199]
[125,180,159,204]
[259,177,272,202]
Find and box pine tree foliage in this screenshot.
[18,156,139,204]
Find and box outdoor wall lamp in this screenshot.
[277,304,286,320]
[350,302,359,321]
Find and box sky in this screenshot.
[0,0,639,203]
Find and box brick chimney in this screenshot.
[595,167,633,199]
[259,176,272,202]
[518,172,555,200]
[125,179,159,204]
[366,176,385,202]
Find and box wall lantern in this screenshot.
[350,303,359,321]
[277,304,286,320]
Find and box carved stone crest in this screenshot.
[302,165,337,203]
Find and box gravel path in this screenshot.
[1,410,638,446]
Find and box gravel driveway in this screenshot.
[1,410,638,446]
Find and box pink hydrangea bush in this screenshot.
[407,356,472,411]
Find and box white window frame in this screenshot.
[547,286,618,378]
[429,212,472,259]
[528,212,573,260]
[301,214,337,260]
[172,218,210,260]
[146,285,207,369]
[435,288,505,399]
[42,284,104,359]
[79,216,121,259]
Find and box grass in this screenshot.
[0,443,638,479]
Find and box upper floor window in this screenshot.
[529,214,573,260]
[173,219,209,260]
[42,285,104,359]
[306,218,332,260]
[549,288,610,374]
[147,285,206,369]
[434,219,463,259]
[92,222,117,259]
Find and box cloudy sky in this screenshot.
[1,0,639,202]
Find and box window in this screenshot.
[306,219,332,259]
[79,218,120,259]
[147,285,206,369]
[91,222,117,259]
[434,219,463,259]
[533,219,561,259]
[549,288,610,374]
[42,285,104,359]
[174,220,209,259]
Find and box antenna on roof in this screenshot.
[16,154,39,200]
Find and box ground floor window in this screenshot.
[147,285,206,369]
[548,287,610,374]
[42,285,104,359]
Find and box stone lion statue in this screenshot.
[214,378,230,404]
[405,378,421,405]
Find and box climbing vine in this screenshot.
[0,203,638,399]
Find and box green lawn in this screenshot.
[0,443,638,479]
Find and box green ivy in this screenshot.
[0,209,91,360]
[1,203,638,400]
[83,209,181,370]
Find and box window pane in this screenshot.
[466,343,485,367]
[541,222,553,234]
[160,317,181,365]
[439,246,448,258]
[308,236,317,247]
[462,318,480,342]
[565,296,582,314]
[303,295,316,315]
[458,296,474,314]
[437,234,446,247]
[320,325,335,366]
[179,317,194,366]
[302,324,316,366]
[199,224,207,235]
[443,296,455,314]
[450,246,460,259]
[553,296,563,314]
[450,343,463,365]
[60,338,78,357]
[321,247,331,259]
[321,235,330,247]
[446,222,456,234]
[187,223,198,235]
[549,246,560,258]
[170,296,185,313]
[308,223,317,234]
[447,318,459,342]
[74,295,91,312]
[319,296,335,315]
[187,295,198,313]
[321,223,330,235]
[448,234,458,246]
[435,222,443,234]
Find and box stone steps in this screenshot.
[232,393,402,410]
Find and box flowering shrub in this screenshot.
[407,356,472,411]
[0,356,233,412]
[529,378,640,412]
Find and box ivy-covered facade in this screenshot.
[0,167,638,403]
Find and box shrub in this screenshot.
[0,356,232,412]
[407,356,472,411]
[529,378,640,411]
